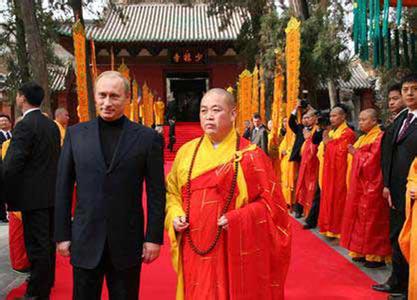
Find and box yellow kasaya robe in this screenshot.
[54,120,66,146]
[154,101,165,125]
[165,129,291,300]
[399,157,417,300]
[268,132,283,184]
[279,133,297,206]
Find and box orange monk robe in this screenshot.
[340,126,391,261]
[318,122,356,238]
[399,157,417,300]
[54,120,66,146]
[295,127,319,216]
[2,140,30,271]
[154,100,165,125]
[165,130,291,300]
[279,134,298,206]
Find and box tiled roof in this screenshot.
[319,63,375,90]
[50,65,70,92]
[58,4,247,42]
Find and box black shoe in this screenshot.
[364,261,386,268]
[13,268,30,274]
[303,224,314,230]
[372,283,401,293]
[387,293,407,300]
[352,256,366,263]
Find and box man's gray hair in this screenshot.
[54,107,68,118]
[95,71,130,95]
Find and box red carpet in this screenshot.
[163,122,203,161]
[7,162,387,299]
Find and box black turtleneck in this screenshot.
[98,116,125,167]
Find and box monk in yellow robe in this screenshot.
[165,88,291,300]
[54,107,69,146]
[279,120,297,207]
[399,157,417,300]
[154,98,165,125]
[318,106,356,238]
[341,109,391,267]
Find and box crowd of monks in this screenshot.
[263,74,417,300]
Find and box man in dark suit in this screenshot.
[0,113,13,223]
[3,82,61,299]
[250,113,268,154]
[54,71,166,299]
[374,74,417,299]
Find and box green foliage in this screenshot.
[0,0,63,104]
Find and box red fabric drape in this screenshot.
[319,128,356,236]
[295,137,319,215]
[8,213,30,271]
[340,133,391,256]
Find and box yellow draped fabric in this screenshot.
[118,62,132,120]
[238,70,252,134]
[399,157,417,300]
[259,67,266,122]
[279,133,297,206]
[154,100,165,125]
[72,20,89,122]
[54,121,66,146]
[165,129,255,300]
[142,83,154,127]
[131,80,139,123]
[252,65,259,115]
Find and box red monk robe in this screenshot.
[340,126,391,261]
[295,128,319,215]
[319,122,356,238]
[166,130,291,300]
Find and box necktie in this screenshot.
[397,113,414,142]
[6,132,11,139]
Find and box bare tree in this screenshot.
[19,0,52,115]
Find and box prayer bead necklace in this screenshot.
[185,133,240,256]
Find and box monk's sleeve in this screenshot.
[357,135,383,182]
[165,148,186,257]
[225,149,291,299]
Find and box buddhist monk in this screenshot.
[165,88,291,300]
[340,109,391,268]
[318,105,356,238]
[54,108,69,146]
[399,157,417,300]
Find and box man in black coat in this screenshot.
[54,71,166,299]
[373,74,417,299]
[3,82,61,299]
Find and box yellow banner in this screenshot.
[73,20,89,122]
[118,62,132,120]
[238,69,252,133]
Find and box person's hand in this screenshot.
[281,150,287,156]
[57,241,71,257]
[347,144,356,155]
[173,216,189,232]
[142,242,161,264]
[323,130,331,145]
[383,187,395,209]
[218,215,228,229]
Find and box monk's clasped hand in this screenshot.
[410,189,416,202]
[218,215,228,229]
[173,215,189,232]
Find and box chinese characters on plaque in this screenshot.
[171,49,207,64]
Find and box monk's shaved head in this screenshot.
[360,108,378,120]
[331,106,346,116]
[202,88,236,108]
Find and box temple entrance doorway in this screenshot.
[166,72,209,122]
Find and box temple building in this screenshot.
[57,3,247,122]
